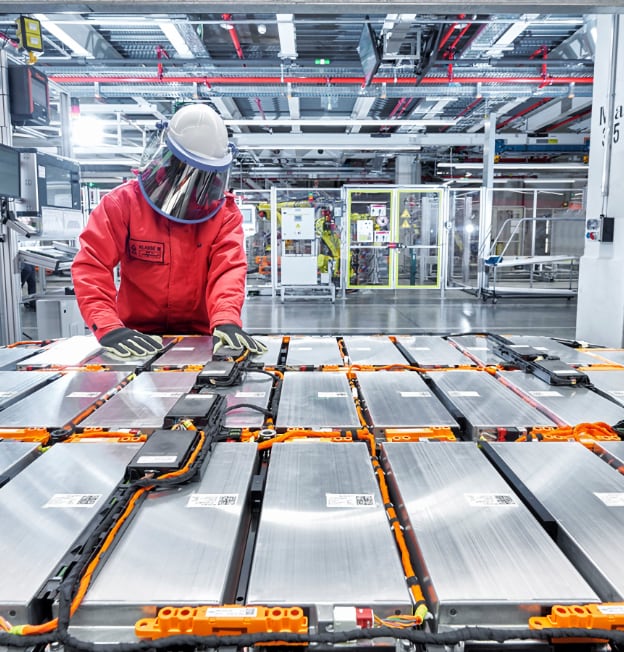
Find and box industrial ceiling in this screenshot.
[0,1,608,190]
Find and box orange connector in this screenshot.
[385,427,456,442]
[530,602,624,635]
[136,605,308,642]
[0,427,50,443]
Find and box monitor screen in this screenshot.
[357,23,381,88]
[0,144,21,199]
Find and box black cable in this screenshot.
[4,625,624,651]
[223,402,273,417]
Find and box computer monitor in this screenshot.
[357,22,382,88]
[0,144,21,199]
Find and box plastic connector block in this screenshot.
[385,427,456,442]
[530,602,624,632]
[356,608,374,629]
[136,605,308,642]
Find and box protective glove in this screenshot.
[99,327,163,358]
[213,324,267,355]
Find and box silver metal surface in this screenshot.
[247,442,412,620]
[427,370,556,438]
[585,370,624,406]
[79,372,198,430]
[71,443,258,642]
[501,336,600,366]
[593,441,624,468]
[395,335,474,367]
[275,371,360,429]
[0,442,139,623]
[447,335,500,366]
[209,371,273,428]
[16,336,103,369]
[490,442,624,601]
[86,336,179,371]
[343,335,409,366]
[0,370,61,410]
[285,336,343,367]
[0,371,129,429]
[251,335,283,367]
[582,350,624,366]
[499,370,624,425]
[0,347,40,370]
[150,336,213,369]
[0,441,40,485]
[381,442,598,629]
[355,371,459,429]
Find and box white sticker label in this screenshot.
[598,605,624,615]
[448,390,480,398]
[205,607,257,618]
[465,493,518,507]
[187,493,239,508]
[352,347,372,351]
[410,347,431,351]
[318,392,348,398]
[594,492,624,507]
[142,391,184,398]
[0,391,16,397]
[529,391,563,398]
[136,455,178,464]
[67,392,102,398]
[326,493,375,507]
[204,369,227,375]
[235,391,267,398]
[44,493,102,508]
[293,347,313,351]
[399,391,431,398]
[173,347,195,351]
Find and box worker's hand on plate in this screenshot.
[99,327,163,358]
[212,324,267,355]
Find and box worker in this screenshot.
[71,103,266,358]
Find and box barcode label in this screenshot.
[530,390,563,397]
[187,493,239,508]
[449,390,480,397]
[598,605,624,615]
[235,391,266,398]
[44,493,102,508]
[326,493,375,507]
[136,455,178,464]
[67,392,101,398]
[206,607,257,618]
[142,392,184,398]
[399,391,431,398]
[465,493,518,507]
[318,392,348,398]
[594,492,624,507]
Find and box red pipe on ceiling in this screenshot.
[496,98,551,129]
[438,15,465,52]
[221,13,245,60]
[49,74,593,86]
[546,108,592,131]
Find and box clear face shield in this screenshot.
[137,130,235,224]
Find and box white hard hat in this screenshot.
[166,104,233,168]
[137,104,237,224]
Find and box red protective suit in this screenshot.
[71,180,247,340]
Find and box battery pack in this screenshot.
[126,429,199,479]
[196,360,241,386]
[163,393,224,429]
